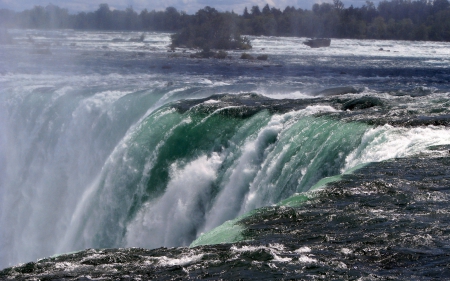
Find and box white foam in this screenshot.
[125,153,224,248]
[149,253,204,267]
[298,255,317,263]
[341,248,353,255]
[202,113,285,232]
[203,99,220,104]
[231,244,292,263]
[343,125,450,172]
[295,246,312,253]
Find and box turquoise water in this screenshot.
[1,30,450,269]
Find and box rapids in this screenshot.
[1,30,450,273]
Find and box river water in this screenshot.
[1,30,450,279]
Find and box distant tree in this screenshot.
[243,7,250,19]
[29,6,47,28]
[432,0,450,12]
[368,16,387,38]
[2,0,450,43]
[163,7,181,31]
[262,4,271,16]
[427,9,450,40]
[171,6,251,50]
[270,7,283,18]
[334,0,345,11]
[313,3,334,15]
[95,4,112,29]
[251,6,261,16]
[413,23,429,40]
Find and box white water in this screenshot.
[125,153,223,248]
[1,31,450,269]
[343,125,450,171]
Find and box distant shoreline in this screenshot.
[1,0,450,42]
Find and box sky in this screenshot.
[0,0,374,14]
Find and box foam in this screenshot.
[343,125,450,172]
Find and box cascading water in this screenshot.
[1,30,450,273]
[0,84,161,267]
[2,85,450,269]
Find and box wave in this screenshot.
[2,85,450,269]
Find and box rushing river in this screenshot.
[1,30,450,279]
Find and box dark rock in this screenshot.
[303,38,331,48]
[240,53,254,60]
[342,96,384,111]
[16,262,36,274]
[214,50,228,59]
[314,86,359,97]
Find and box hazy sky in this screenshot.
[0,0,374,13]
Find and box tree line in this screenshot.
[1,0,450,41]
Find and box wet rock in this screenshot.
[314,86,359,97]
[303,38,331,48]
[342,96,384,110]
[240,53,254,60]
